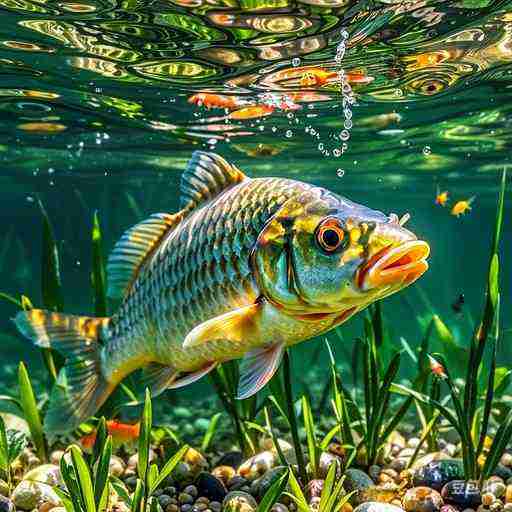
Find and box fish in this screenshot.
[81,420,140,449]
[14,151,430,433]
[435,187,449,206]
[188,93,249,110]
[299,68,338,87]
[428,355,447,379]
[451,293,465,314]
[451,196,475,217]
[227,105,274,120]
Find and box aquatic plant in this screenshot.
[0,415,27,491]
[395,170,508,483]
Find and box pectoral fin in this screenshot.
[168,362,218,389]
[182,302,262,348]
[237,343,285,400]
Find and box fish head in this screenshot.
[252,188,429,325]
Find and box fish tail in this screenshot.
[14,309,115,433]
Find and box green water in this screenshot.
[0,0,511,414]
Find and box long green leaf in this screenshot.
[60,455,85,512]
[94,436,112,510]
[0,416,9,476]
[18,362,46,461]
[138,389,152,482]
[149,444,189,494]
[302,395,319,479]
[285,469,309,512]
[70,445,96,512]
[132,479,144,512]
[257,468,288,512]
[201,413,221,452]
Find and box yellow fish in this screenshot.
[15,152,430,433]
[451,196,475,217]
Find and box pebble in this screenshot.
[194,418,210,432]
[353,502,405,512]
[217,452,243,470]
[413,454,451,471]
[441,480,481,508]
[505,506,512,512]
[506,485,512,503]
[223,491,257,512]
[271,504,289,512]
[210,501,221,512]
[369,466,381,481]
[184,485,198,499]
[179,493,194,505]
[484,481,506,498]
[402,487,443,512]
[345,469,375,505]
[482,494,495,507]
[408,438,421,449]
[251,466,287,500]
[501,454,512,468]
[212,466,236,484]
[174,407,193,419]
[50,451,65,465]
[159,495,174,508]
[306,479,324,500]
[440,506,458,512]
[196,472,227,502]
[109,455,125,477]
[227,476,248,491]
[238,452,276,481]
[318,451,342,479]
[495,466,512,481]
[0,496,14,512]
[12,465,62,510]
[414,460,465,491]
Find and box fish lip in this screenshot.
[358,240,430,291]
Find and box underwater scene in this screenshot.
[0,0,512,511]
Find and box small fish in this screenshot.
[435,187,449,206]
[451,293,465,314]
[359,112,402,129]
[228,105,274,120]
[81,420,140,449]
[428,355,447,379]
[14,151,430,433]
[300,68,338,87]
[188,93,248,110]
[451,196,475,217]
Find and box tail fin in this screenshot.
[14,310,115,434]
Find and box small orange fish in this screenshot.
[435,188,449,206]
[428,355,447,379]
[188,93,247,110]
[300,68,338,87]
[228,105,274,120]
[81,420,140,449]
[451,196,475,217]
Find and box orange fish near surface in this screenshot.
[451,197,475,217]
[435,189,449,206]
[228,105,274,120]
[81,420,140,449]
[188,93,247,110]
[300,68,338,87]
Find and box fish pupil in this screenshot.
[323,228,340,248]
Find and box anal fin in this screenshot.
[237,343,285,400]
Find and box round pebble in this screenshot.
[482,493,495,507]
[441,481,481,508]
[414,460,465,491]
[402,486,443,512]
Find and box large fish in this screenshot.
[15,152,430,432]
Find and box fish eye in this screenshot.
[316,217,347,254]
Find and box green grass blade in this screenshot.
[70,445,96,512]
[0,416,9,486]
[318,457,337,512]
[91,211,108,317]
[92,418,108,464]
[302,395,319,479]
[60,454,85,512]
[132,479,144,512]
[110,477,132,507]
[481,407,512,481]
[257,468,288,512]
[94,435,112,510]
[263,406,288,467]
[149,444,189,494]
[201,413,222,452]
[138,389,152,483]
[18,362,47,461]
[286,469,309,512]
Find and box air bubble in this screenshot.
[344,119,353,130]
[318,143,324,151]
[292,57,301,67]
[285,130,293,138]
[423,145,432,156]
[333,149,341,157]
[340,130,350,141]
[337,168,345,178]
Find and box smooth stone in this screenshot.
[414,460,464,491]
[227,475,248,491]
[484,481,506,498]
[439,506,458,512]
[402,487,443,512]
[109,455,125,477]
[194,418,210,433]
[173,407,192,419]
[212,466,236,484]
[0,414,29,435]
[12,464,62,510]
[217,452,244,470]
[251,466,287,500]
[412,453,451,471]
[494,465,512,481]
[353,501,405,512]
[345,469,375,505]
[222,491,257,512]
[318,452,342,479]
[238,451,276,481]
[306,479,324,500]
[196,472,227,502]
[0,496,14,512]
[441,480,481,507]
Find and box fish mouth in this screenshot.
[357,240,430,291]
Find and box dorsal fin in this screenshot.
[107,212,182,299]
[180,151,247,210]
